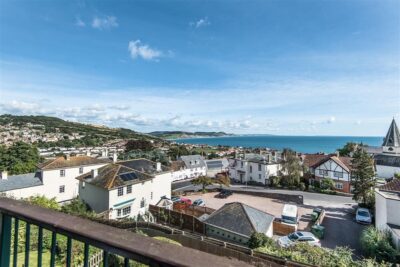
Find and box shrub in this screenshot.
[247,232,274,249]
[360,226,399,263]
[321,178,335,190]
[270,176,281,187]
[299,182,306,191]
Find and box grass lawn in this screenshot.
[12,250,58,267]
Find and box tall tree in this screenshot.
[338,142,359,157]
[0,142,40,175]
[191,176,214,192]
[351,148,375,205]
[280,149,302,186]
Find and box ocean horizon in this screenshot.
[174,135,383,154]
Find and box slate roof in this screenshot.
[38,156,110,170]
[0,172,43,192]
[379,179,400,193]
[205,159,229,170]
[77,164,153,190]
[179,155,206,168]
[374,154,400,167]
[118,158,170,174]
[382,119,400,147]
[204,202,275,237]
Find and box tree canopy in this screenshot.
[280,149,302,186]
[191,176,214,192]
[351,148,375,206]
[0,142,40,175]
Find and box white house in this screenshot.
[77,159,172,219]
[374,119,400,179]
[205,158,229,177]
[0,155,110,202]
[302,154,353,193]
[172,155,206,181]
[375,179,400,250]
[228,154,280,185]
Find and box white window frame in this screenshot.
[79,167,84,174]
[122,206,131,216]
[151,192,153,200]
[318,169,328,176]
[335,183,343,190]
[127,185,132,194]
[334,171,343,178]
[59,185,65,193]
[117,209,121,217]
[117,187,124,196]
[60,169,66,177]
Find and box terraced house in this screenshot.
[77,159,172,219]
[303,154,353,193]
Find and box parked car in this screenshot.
[193,199,206,207]
[355,208,372,224]
[171,196,181,203]
[278,231,321,248]
[179,198,192,206]
[215,190,233,198]
[281,204,298,225]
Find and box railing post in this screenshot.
[0,213,12,267]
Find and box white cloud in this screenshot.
[75,17,85,27]
[327,116,336,124]
[190,17,210,28]
[92,16,118,30]
[128,40,163,61]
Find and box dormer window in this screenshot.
[388,147,394,151]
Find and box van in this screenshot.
[282,204,298,225]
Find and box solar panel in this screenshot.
[119,172,138,181]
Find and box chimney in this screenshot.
[335,151,340,157]
[65,154,70,160]
[1,171,8,180]
[101,149,107,157]
[86,150,91,157]
[91,169,98,178]
[156,162,162,172]
[113,153,118,163]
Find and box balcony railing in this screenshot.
[0,197,249,267]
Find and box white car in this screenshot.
[355,208,372,224]
[278,231,321,248]
[193,199,206,207]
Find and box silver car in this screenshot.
[278,231,321,248]
[355,208,372,224]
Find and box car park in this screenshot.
[355,208,372,224]
[193,199,206,207]
[171,196,181,202]
[278,231,321,248]
[179,198,192,206]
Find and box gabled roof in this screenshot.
[38,156,110,170]
[118,158,170,174]
[303,154,352,172]
[205,159,229,170]
[382,119,400,147]
[204,202,274,237]
[379,179,400,193]
[77,163,153,190]
[179,155,206,168]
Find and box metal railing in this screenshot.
[0,197,249,267]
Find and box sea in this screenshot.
[174,135,383,154]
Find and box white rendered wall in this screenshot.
[376,165,400,179]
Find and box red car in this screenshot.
[179,198,192,206]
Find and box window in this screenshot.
[334,171,343,178]
[59,185,65,193]
[318,169,328,176]
[117,209,121,217]
[82,182,85,189]
[117,187,123,196]
[79,167,84,174]
[127,185,132,194]
[335,183,343,190]
[122,206,131,215]
[60,169,65,177]
[241,162,243,168]
[258,164,261,171]
[151,192,153,200]
[259,174,262,180]
[249,166,252,173]
[140,198,145,208]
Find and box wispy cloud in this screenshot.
[92,16,118,30]
[190,17,210,28]
[75,17,86,27]
[128,40,163,61]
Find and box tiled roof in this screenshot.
[77,164,153,190]
[0,172,43,192]
[38,156,110,170]
[303,154,352,172]
[118,158,170,174]
[204,202,274,237]
[170,161,186,171]
[379,179,400,193]
[179,155,206,168]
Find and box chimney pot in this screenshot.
[113,153,118,163]
[156,162,162,172]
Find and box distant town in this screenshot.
[0,114,399,266]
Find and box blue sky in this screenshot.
[0,0,399,136]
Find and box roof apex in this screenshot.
[382,118,400,147]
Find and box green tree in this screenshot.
[215,173,231,189]
[321,178,335,190]
[338,142,359,157]
[351,148,375,206]
[191,176,214,192]
[247,232,274,249]
[27,195,60,210]
[0,142,40,175]
[61,199,92,216]
[360,226,399,263]
[280,149,302,187]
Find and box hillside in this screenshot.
[148,131,234,139]
[0,114,163,148]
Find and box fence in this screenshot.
[273,220,297,236]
